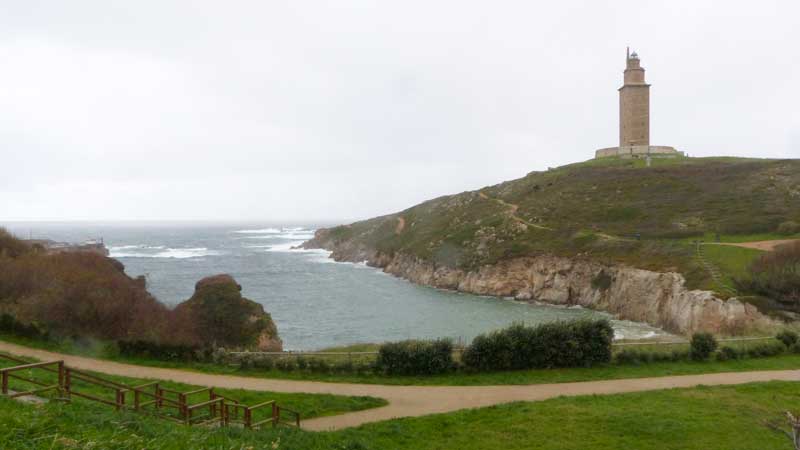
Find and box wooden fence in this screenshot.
[0,354,300,429]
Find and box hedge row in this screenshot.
[375,339,454,375]
[116,340,205,362]
[462,319,613,371]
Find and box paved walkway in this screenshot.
[1,341,799,431]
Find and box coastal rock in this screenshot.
[174,274,282,351]
[305,231,771,335]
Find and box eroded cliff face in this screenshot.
[304,230,771,336]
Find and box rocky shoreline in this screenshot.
[303,230,772,336]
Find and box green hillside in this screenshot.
[313,157,800,293]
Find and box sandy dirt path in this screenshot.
[709,239,799,251]
[2,340,799,431]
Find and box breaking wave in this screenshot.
[110,246,220,259]
[232,228,282,234]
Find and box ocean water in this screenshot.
[4,223,671,350]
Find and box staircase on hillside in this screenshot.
[695,243,737,297]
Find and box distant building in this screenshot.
[595,48,682,159]
[25,238,109,256]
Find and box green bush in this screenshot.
[307,358,331,373]
[462,319,613,372]
[614,349,648,365]
[375,339,454,375]
[274,358,297,372]
[690,333,718,361]
[716,346,740,361]
[0,313,48,340]
[744,342,785,358]
[117,339,200,362]
[776,330,799,348]
[778,221,800,235]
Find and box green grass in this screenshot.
[0,352,387,419]
[701,244,764,288]
[2,381,799,449]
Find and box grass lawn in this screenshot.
[2,381,798,449]
[701,243,764,289]
[0,352,386,420]
[4,335,800,387]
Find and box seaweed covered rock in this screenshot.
[174,274,281,351]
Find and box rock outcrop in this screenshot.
[304,231,771,336]
[174,274,282,351]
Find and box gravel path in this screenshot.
[1,340,798,431]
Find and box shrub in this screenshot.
[690,333,718,361]
[776,330,799,348]
[716,346,740,361]
[462,319,613,372]
[743,241,800,304]
[307,358,331,373]
[778,221,800,236]
[252,355,274,370]
[375,339,454,375]
[744,342,785,358]
[274,358,297,372]
[614,349,646,365]
[117,340,200,362]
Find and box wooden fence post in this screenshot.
[245,408,252,429]
[64,368,71,401]
[57,361,64,398]
[179,393,186,422]
[272,402,278,427]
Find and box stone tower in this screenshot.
[594,48,680,159]
[619,47,650,148]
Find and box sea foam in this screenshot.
[110,246,220,259]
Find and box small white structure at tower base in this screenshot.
[595,145,683,159]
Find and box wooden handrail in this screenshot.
[67,368,128,389]
[0,358,300,428]
[186,397,223,411]
[0,360,62,373]
[248,400,275,410]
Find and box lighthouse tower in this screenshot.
[594,48,681,159]
[619,48,649,148]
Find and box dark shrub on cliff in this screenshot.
[0,228,31,258]
[375,339,454,375]
[462,319,613,372]
[740,241,800,304]
[690,332,718,361]
[0,250,171,341]
[172,274,281,350]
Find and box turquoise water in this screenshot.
[3,223,670,350]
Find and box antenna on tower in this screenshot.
[626,46,630,60]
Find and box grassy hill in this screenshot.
[313,156,800,293]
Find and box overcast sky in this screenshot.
[1,1,798,223]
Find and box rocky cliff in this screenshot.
[304,229,771,336]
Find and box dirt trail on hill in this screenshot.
[710,239,799,251]
[2,341,800,431]
[478,192,551,230]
